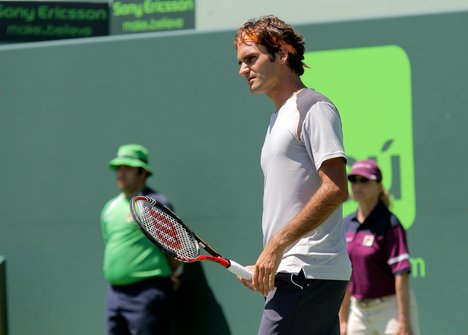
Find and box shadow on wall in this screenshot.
[172,262,231,335]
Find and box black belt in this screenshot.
[355,295,393,307]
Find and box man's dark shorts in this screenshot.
[258,271,348,335]
[106,276,173,335]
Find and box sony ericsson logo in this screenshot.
[302,45,416,229]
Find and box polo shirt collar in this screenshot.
[351,200,388,226]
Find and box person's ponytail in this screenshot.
[379,186,391,208]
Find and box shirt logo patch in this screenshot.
[126,213,134,223]
[362,234,375,247]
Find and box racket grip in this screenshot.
[228,260,252,280]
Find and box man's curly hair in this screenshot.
[235,15,307,76]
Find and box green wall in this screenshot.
[0,11,467,334]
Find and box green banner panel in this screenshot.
[303,45,416,229]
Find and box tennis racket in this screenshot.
[130,195,252,280]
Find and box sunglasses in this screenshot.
[349,176,370,184]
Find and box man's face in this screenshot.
[237,42,282,95]
[115,165,146,194]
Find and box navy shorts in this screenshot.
[106,276,173,335]
[258,271,348,335]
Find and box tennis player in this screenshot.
[235,16,351,334]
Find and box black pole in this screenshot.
[0,256,7,335]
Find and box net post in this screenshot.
[0,256,7,335]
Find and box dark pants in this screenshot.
[106,277,173,335]
[258,272,348,335]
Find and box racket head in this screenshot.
[130,195,200,262]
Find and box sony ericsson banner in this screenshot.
[111,0,194,35]
[0,1,109,42]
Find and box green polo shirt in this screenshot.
[101,191,172,285]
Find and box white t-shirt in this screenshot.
[261,88,351,280]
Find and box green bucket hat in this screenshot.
[109,144,153,175]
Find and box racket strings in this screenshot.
[136,201,199,260]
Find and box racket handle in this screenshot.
[228,260,252,280]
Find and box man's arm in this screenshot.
[251,157,348,296]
